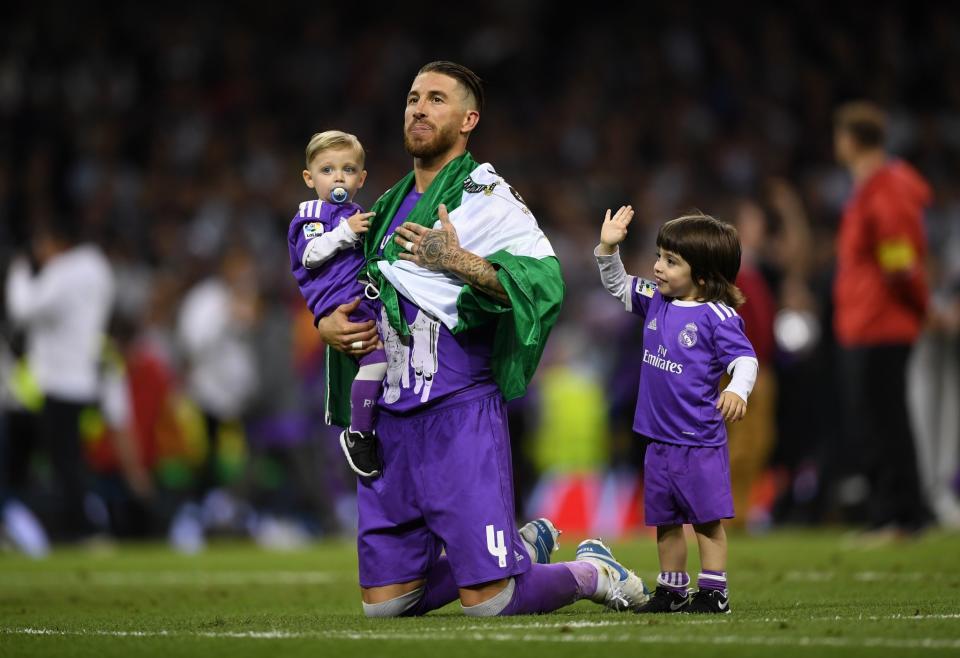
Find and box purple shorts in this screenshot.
[356,391,531,588]
[643,441,734,526]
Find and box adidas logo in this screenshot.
[647,318,657,331]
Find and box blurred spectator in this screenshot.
[726,198,778,531]
[906,186,960,528]
[171,246,259,551]
[4,220,115,542]
[832,101,931,533]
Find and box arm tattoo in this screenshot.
[417,228,510,305]
[446,250,509,305]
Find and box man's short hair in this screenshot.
[834,101,888,149]
[305,130,365,168]
[417,61,484,112]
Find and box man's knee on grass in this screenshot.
[362,587,425,618]
[460,579,515,617]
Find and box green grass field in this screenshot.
[2,530,959,657]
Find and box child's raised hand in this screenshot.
[599,205,634,254]
[347,211,376,235]
[716,390,747,422]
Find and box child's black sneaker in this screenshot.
[686,588,730,614]
[634,586,691,613]
[339,429,382,478]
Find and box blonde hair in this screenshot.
[304,130,365,167]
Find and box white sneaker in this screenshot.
[1,500,50,559]
[519,518,561,564]
[169,503,205,554]
[933,494,960,530]
[575,538,650,611]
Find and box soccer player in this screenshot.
[832,101,931,533]
[287,130,383,477]
[316,61,649,617]
[596,207,758,613]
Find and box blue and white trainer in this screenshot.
[519,518,561,564]
[575,538,650,611]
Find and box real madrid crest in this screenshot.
[678,322,698,348]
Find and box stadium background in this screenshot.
[1,1,959,544]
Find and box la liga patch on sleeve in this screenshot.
[303,222,324,239]
[635,278,657,298]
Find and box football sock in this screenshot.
[351,353,387,432]
[697,570,727,593]
[402,556,460,616]
[566,560,600,599]
[496,563,582,615]
[658,570,691,593]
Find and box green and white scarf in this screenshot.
[325,152,564,426]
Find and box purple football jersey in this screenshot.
[627,277,756,447]
[375,188,499,414]
[287,198,367,322]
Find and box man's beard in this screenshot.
[404,121,458,159]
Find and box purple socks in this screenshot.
[498,563,583,615]
[401,557,459,616]
[658,570,691,593]
[350,348,387,433]
[697,570,727,593]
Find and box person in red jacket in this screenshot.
[833,101,932,533]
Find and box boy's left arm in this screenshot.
[715,315,759,422]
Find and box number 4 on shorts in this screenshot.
[486,524,507,567]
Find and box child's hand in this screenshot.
[347,211,376,235]
[716,391,747,422]
[599,205,634,255]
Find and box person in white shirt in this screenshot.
[169,247,258,552]
[5,222,115,541]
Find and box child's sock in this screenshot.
[351,352,387,433]
[697,570,727,593]
[657,571,690,593]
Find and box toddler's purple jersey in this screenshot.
[626,277,755,447]
[287,199,366,323]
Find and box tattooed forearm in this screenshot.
[446,250,510,305]
[400,219,509,305]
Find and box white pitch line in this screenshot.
[4,611,959,637]
[784,570,941,582]
[0,571,342,586]
[811,613,960,622]
[4,627,960,650]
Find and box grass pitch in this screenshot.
[1,529,959,657]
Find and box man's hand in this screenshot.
[316,298,377,356]
[394,203,460,271]
[716,390,747,422]
[393,204,509,305]
[346,211,376,236]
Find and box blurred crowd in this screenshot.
[1,1,959,554]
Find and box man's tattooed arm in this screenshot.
[395,206,511,306]
[430,242,509,306]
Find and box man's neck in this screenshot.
[413,147,466,193]
[849,149,888,185]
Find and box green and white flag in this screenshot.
[325,152,564,427]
